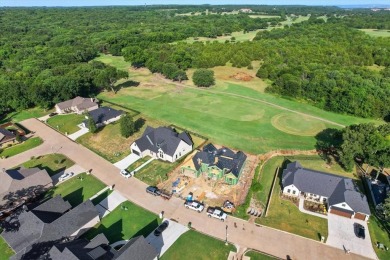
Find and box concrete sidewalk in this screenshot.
[51,164,86,185]
[96,190,127,218]
[298,197,327,219]
[68,125,89,140]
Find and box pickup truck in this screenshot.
[206,207,227,221]
[184,201,204,213]
[146,186,161,196]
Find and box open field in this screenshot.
[0,107,52,123]
[83,201,160,243]
[135,159,180,186]
[179,29,263,44]
[359,29,390,37]
[47,114,85,135]
[45,173,106,207]
[0,236,14,260]
[0,137,43,158]
[245,250,277,260]
[96,54,379,154]
[249,15,281,19]
[161,230,235,260]
[21,153,74,176]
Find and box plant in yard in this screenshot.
[193,69,215,87]
[119,114,135,138]
[15,134,22,143]
[86,113,97,133]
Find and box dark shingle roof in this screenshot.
[0,128,15,144]
[83,107,123,127]
[282,161,371,215]
[1,197,99,259]
[192,144,247,177]
[114,236,158,260]
[135,126,193,156]
[31,195,72,223]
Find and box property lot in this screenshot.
[0,137,43,158]
[46,114,85,135]
[21,153,75,176]
[326,214,376,259]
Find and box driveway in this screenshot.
[51,164,86,185]
[67,125,89,140]
[113,153,140,170]
[1,119,372,260]
[145,218,189,256]
[326,214,377,259]
[96,190,127,218]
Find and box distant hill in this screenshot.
[338,4,390,9]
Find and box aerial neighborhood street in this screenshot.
[0,3,389,260]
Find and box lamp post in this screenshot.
[225,225,228,245]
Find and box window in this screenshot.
[342,203,346,207]
[287,189,291,193]
[292,190,296,195]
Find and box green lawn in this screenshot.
[256,157,281,206]
[256,156,328,241]
[47,114,85,134]
[83,201,160,243]
[96,54,377,154]
[135,159,179,186]
[0,236,14,260]
[91,189,113,205]
[0,137,43,158]
[21,153,75,176]
[0,107,52,123]
[161,230,236,260]
[359,29,390,38]
[367,214,390,260]
[126,156,151,173]
[94,54,130,72]
[245,250,277,260]
[45,173,106,207]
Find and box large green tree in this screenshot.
[192,69,215,87]
[86,113,97,134]
[95,67,128,93]
[120,114,135,138]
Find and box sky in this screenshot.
[1,0,389,7]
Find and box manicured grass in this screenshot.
[245,250,277,260]
[83,201,160,243]
[21,153,74,176]
[256,157,281,206]
[249,15,281,19]
[94,54,131,72]
[0,137,43,158]
[256,157,328,241]
[47,114,85,134]
[126,156,151,173]
[46,173,106,207]
[135,159,179,186]
[367,214,390,260]
[91,189,113,205]
[161,230,235,260]
[0,107,52,123]
[0,236,14,260]
[179,30,262,44]
[97,54,378,154]
[359,29,390,38]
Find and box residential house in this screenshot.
[0,127,16,147]
[130,126,193,163]
[0,167,53,213]
[82,107,124,129]
[55,96,98,114]
[1,196,100,259]
[282,161,371,221]
[48,234,158,260]
[181,143,247,185]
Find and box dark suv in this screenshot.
[154,221,169,236]
[146,186,161,196]
[354,223,365,239]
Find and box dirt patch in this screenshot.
[158,145,258,209]
[229,72,253,81]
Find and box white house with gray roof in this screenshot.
[282,161,371,221]
[55,96,98,114]
[130,126,193,163]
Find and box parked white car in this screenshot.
[206,207,227,221]
[120,169,132,179]
[184,201,204,213]
[59,172,74,182]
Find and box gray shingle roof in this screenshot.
[0,127,16,144]
[114,236,158,260]
[31,195,72,223]
[282,161,371,215]
[135,126,193,156]
[56,96,97,111]
[1,197,99,259]
[84,107,123,126]
[192,144,247,177]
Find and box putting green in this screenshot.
[271,113,326,136]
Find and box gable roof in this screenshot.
[192,144,247,177]
[56,96,98,111]
[114,236,158,260]
[0,167,53,208]
[31,195,72,223]
[85,107,123,125]
[282,161,370,215]
[2,197,99,259]
[135,126,193,156]
[0,127,16,144]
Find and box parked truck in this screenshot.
[184,201,204,213]
[206,207,227,221]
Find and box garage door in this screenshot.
[354,213,367,221]
[132,149,140,156]
[330,207,353,218]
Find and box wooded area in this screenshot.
[0,6,389,120]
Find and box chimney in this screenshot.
[91,98,93,102]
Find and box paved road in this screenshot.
[1,119,371,260]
